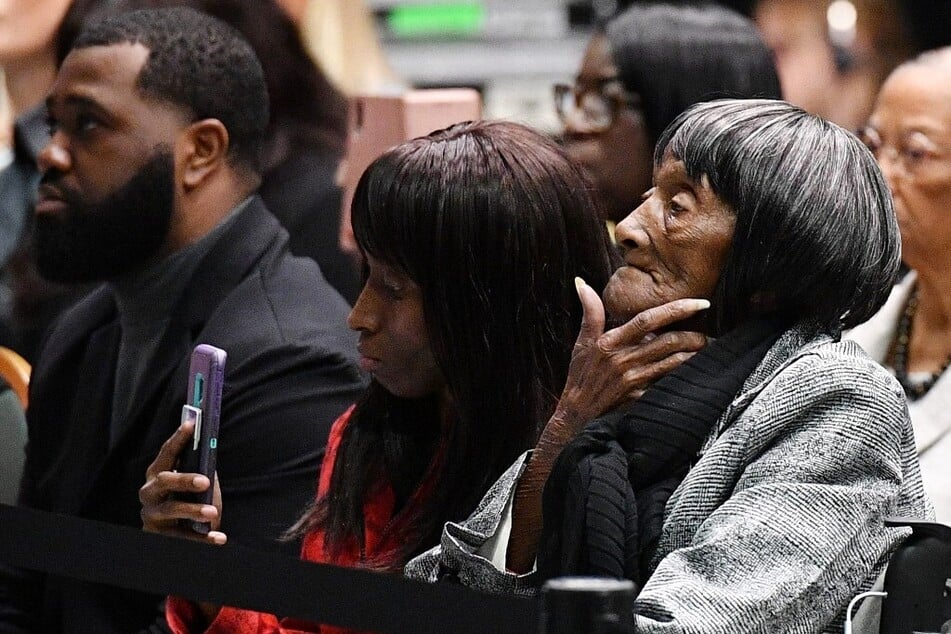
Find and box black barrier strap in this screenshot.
[0,504,538,633]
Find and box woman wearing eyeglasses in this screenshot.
[555,2,781,230]
[849,47,951,523]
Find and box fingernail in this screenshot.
[201,506,217,518]
[690,299,711,310]
[192,475,208,488]
[574,277,586,292]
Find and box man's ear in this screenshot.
[179,118,229,190]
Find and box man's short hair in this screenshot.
[72,7,269,173]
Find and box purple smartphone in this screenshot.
[177,343,227,534]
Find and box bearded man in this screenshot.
[0,8,364,633]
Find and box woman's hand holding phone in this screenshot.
[139,419,227,546]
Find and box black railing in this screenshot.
[0,504,635,633]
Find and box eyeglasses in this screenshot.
[858,126,950,179]
[553,79,642,134]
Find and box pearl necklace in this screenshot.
[887,284,951,401]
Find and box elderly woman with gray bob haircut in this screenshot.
[407,99,932,633]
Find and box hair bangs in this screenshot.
[654,99,900,333]
[351,143,442,280]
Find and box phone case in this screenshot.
[177,343,227,534]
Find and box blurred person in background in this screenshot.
[753,0,922,133]
[0,0,82,359]
[0,72,10,344]
[0,0,70,126]
[273,0,406,268]
[556,1,781,232]
[850,47,951,523]
[0,79,12,164]
[278,0,404,97]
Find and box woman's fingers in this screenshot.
[557,292,712,427]
[618,329,708,364]
[140,470,215,530]
[142,519,226,546]
[211,473,223,520]
[620,349,700,392]
[573,277,606,349]
[606,298,711,346]
[597,341,702,395]
[140,493,226,545]
[578,326,707,393]
[140,423,223,537]
[138,425,227,546]
[145,420,195,479]
[206,531,227,546]
[142,497,218,527]
[140,475,223,545]
[140,470,210,505]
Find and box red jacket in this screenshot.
[167,405,438,633]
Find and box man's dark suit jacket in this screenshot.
[0,197,366,633]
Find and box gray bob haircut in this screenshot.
[656,98,900,334]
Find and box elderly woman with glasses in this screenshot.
[555,1,781,231]
[407,98,932,633]
[849,47,951,523]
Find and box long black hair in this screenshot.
[301,120,616,568]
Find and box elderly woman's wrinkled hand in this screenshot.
[139,421,227,546]
[505,279,710,573]
[550,277,710,440]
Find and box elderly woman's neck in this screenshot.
[914,273,951,329]
[906,272,951,374]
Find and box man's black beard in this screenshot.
[33,150,175,284]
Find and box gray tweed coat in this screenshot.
[405,323,933,633]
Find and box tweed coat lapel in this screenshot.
[704,322,832,451]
